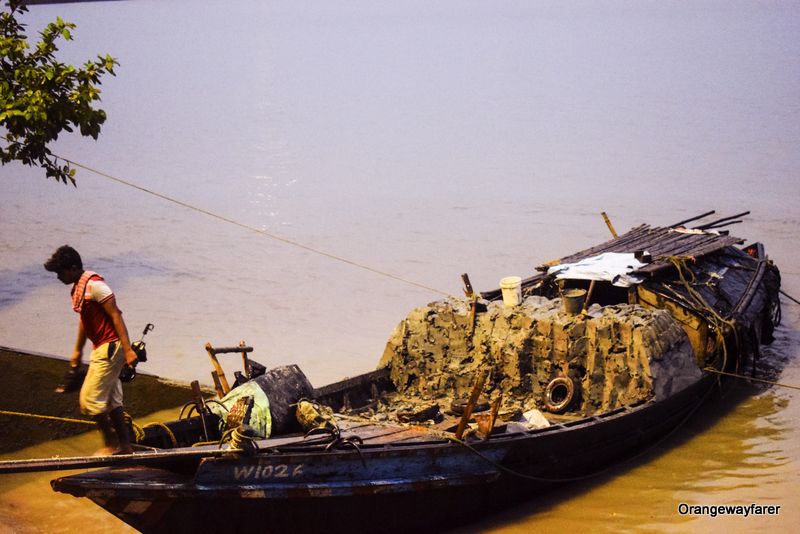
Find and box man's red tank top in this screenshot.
[74,274,118,349]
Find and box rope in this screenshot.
[126,413,180,448]
[122,412,144,442]
[780,289,800,306]
[446,435,615,483]
[665,256,739,373]
[0,409,94,426]
[703,367,800,391]
[142,422,178,447]
[56,155,452,298]
[0,410,183,448]
[221,426,259,455]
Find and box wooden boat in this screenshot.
[8,214,784,533]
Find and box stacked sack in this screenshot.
[378,296,699,416]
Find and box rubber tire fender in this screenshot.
[544,376,575,413]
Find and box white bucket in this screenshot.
[499,276,522,307]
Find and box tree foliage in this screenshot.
[1,0,118,185]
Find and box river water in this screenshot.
[1,0,798,532]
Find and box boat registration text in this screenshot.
[234,464,304,481]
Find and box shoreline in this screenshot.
[0,345,199,454]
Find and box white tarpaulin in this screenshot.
[547,252,646,287]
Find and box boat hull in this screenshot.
[53,375,715,533]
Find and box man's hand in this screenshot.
[100,296,138,368]
[71,321,86,367]
[123,347,138,367]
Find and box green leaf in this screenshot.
[0,2,118,186]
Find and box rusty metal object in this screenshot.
[475,395,502,439]
[190,380,210,441]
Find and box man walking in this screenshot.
[44,245,138,455]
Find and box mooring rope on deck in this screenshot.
[666,255,738,374]
[51,154,452,299]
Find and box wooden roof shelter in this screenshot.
[542,224,745,276]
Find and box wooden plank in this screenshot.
[0,447,240,475]
[639,233,713,263]
[388,432,447,444]
[639,235,743,273]
[334,418,449,445]
[642,231,698,255]
[602,230,675,257]
[551,225,651,265]
[341,424,413,442]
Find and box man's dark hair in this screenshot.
[44,245,83,272]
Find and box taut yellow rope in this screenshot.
[56,155,453,298]
[0,409,94,425]
[702,368,800,391]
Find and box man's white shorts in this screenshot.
[79,341,124,416]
